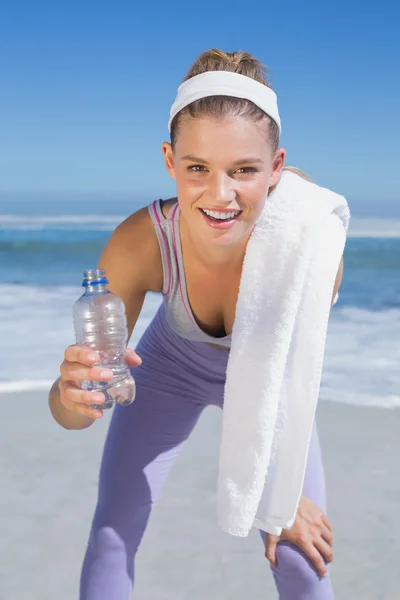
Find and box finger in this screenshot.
[265,534,279,567]
[314,538,334,564]
[303,544,328,578]
[60,361,113,383]
[71,400,103,420]
[64,344,100,366]
[59,379,105,408]
[321,524,333,547]
[125,348,142,366]
[321,513,332,532]
[59,385,104,419]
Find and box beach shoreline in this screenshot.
[1,393,399,599]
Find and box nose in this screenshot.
[209,172,236,203]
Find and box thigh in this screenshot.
[80,323,213,598]
[96,364,206,522]
[260,424,334,599]
[96,309,228,510]
[259,422,326,536]
[301,422,327,510]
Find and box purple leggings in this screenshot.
[80,305,334,599]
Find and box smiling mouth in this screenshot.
[199,208,242,222]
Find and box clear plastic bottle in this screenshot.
[73,268,136,410]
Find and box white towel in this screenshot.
[218,170,350,537]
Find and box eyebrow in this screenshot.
[181,154,264,166]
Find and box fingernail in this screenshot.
[92,393,104,402]
[88,353,98,362]
[100,370,113,379]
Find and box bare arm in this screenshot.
[48,206,163,430]
[331,257,344,306]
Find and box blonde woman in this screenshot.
[49,49,342,599]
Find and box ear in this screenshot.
[269,148,286,187]
[161,142,176,180]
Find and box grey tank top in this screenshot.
[148,199,231,348]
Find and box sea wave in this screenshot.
[3,235,400,277]
[0,284,399,408]
[0,214,125,225]
[1,214,400,237]
[0,380,54,393]
[347,218,400,238]
[0,285,162,393]
[0,214,123,232]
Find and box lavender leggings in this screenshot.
[80,305,334,599]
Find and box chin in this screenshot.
[203,224,250,249]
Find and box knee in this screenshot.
[93,470,153,535]
[87,524,127,557]
[273,541,324,589]
[89,498,152,558]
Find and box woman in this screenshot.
[49,49,343,599]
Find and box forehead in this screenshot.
[175,115,270,161]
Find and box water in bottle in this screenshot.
[73,268,136,410]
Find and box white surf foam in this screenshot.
[0,214,124,231]
[0,285,161,393]
[348,218,400,238]
[0,214,125,224]
[1,285,399,409]
[0,380,54,393]
[2,214,400,237]
[321,306,400,408]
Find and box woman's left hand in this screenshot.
[265,495,333,578]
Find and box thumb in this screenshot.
[265,534,279,567]
[125,348,142,366]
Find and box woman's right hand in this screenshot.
[58,345,142,420]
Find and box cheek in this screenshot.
[176,174,207,200]
[175,179,202,211]
[242,178,269,209]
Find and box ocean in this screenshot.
[1,198,399,408]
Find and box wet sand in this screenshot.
[0,393,399,599]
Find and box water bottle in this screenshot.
[73,268,136,410]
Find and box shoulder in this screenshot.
[98,203,163,294]
[159,197,178,218]
[115,204,156,245]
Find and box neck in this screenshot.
[180,217,251,270]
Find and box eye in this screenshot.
[235,167,258,174]
[187,164,207,172]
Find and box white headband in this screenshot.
[168,70,281,134]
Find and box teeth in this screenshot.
[202,209,240,220]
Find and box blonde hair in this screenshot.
[170,49,279,152]
[269,166,313,195]
[170,49,311,186]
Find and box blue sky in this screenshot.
[0,0,399,215]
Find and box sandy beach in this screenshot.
[1,393,399,600]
